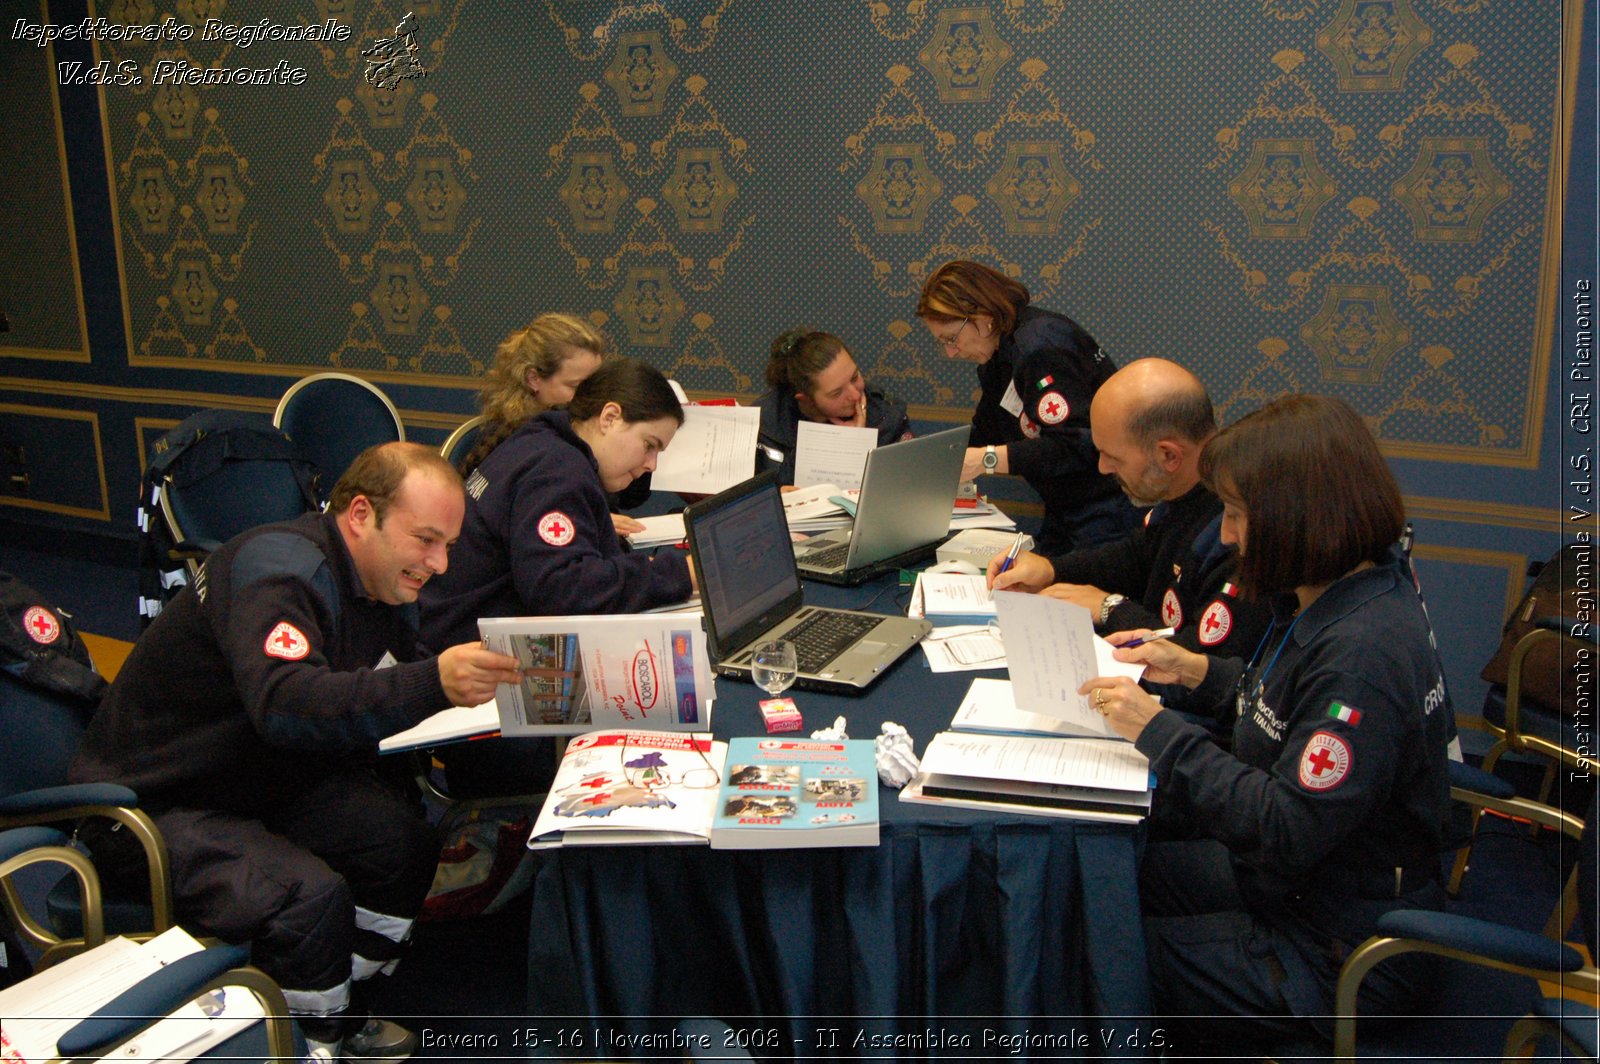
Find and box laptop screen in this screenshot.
[687,473,801,654]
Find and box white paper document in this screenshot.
[479,614,715,736]
[992,591,1145,737]
[919,625,1007,672]
[793,421,877,489]
[918,573,996,619]
[625,513,686,548]
[0,926,264,1064]
[648,405,760,494]
[380,700,500,752]
[919,730,1151,793]
[952,676,1128,737]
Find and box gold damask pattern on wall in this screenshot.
[76,1,1576,467]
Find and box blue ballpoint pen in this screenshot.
[996,532,1026,575]
[1121,626,1177,648]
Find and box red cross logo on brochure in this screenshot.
[23,606,61,645]
[1298,731,1352,790]
[538,511,575,547]
[263,621,310,661]
[1197,600,1232,646]
[1161,589,1182,628]
[1036,391,1069,425]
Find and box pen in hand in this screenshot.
[996,532,1026,576]
[1120,627,1177,649]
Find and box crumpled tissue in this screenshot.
[810,715,848,741]
[875,721,919,789]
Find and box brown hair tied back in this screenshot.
[765,328,846,397]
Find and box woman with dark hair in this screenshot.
[1080,394,1452,1052]
[916,260,1137,553]
[420,357,693,650]
[755,328,911,484]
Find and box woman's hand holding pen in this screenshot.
[1103,629,1209,689]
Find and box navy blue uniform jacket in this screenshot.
[70,512,448,812]
[970,306,1131,551]
[418,411,692,650]
[1136,554,1452,925]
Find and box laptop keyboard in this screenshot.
[798,542,851,570]
[784,609,882,673]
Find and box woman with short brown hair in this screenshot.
[1081,394,1450,1053]
[916,259,1135,553]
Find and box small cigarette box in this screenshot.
[758,697,803,733]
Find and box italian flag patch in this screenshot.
[1036,374,1054,389]
[1327,701,1362,726]
[1221,581,1238,597]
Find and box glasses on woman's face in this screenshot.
[620,733,721,789]
[933,318,971,350]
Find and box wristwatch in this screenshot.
[1098,593,1126,627]
[981,445,998,473]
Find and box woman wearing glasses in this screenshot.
[916,260,1136,553]
[1079,394,1451,1053]
[755,328,911,485]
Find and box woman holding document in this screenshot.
[755,328,911,484]
[915,260,1136,553]
[1078,394,1451,1053]
[420,357,694,649]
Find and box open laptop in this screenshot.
[684,471,932,694]
[793,425,971,586]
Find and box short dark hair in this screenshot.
[765,329,847,396]
[328,442,462,523]
[1200,394,1403,598]
[566,357,684,427]
[915,260,1030,335]
[1126,388,1217,449]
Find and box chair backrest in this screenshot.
[440,415,487,470]
[0,669,93,798]
[273,373,405,498]
[137,411,321,625]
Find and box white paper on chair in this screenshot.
[793,421,876,490]
[649,405,760,494]
[0,926,264,1064]
[992,591,1145,737]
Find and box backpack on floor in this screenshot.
[419,795,542,921]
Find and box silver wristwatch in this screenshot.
[1098,593,1126,626]
[981,445,998,472]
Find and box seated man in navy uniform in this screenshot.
[72,441,522,1060]
[989,358,1272,715]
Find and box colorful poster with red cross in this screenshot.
[538,511,576,547]
[1036,391,1069,425]
[1160,589,1183,628]
[1298,731,1352,791]
[1197,600,1232,646]
[264,621,310,661]
[23,606,60,644]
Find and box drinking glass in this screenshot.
[751,639,798,697]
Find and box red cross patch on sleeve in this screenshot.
[1161,589,1183,628]
[264,621,310,661]
[23,606,61,644]
[1298,731,1353,791]
[1197,600,1232,646]
[538,510,576,547]
[1036,390,1069,425]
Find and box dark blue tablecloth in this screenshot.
[525,570,1152,1061]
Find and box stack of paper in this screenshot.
[781,483,852,534]
[901,730,1152,823]
[0,926,266,1063]
[625,513,686,548]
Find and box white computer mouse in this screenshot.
[926,559,981,575]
